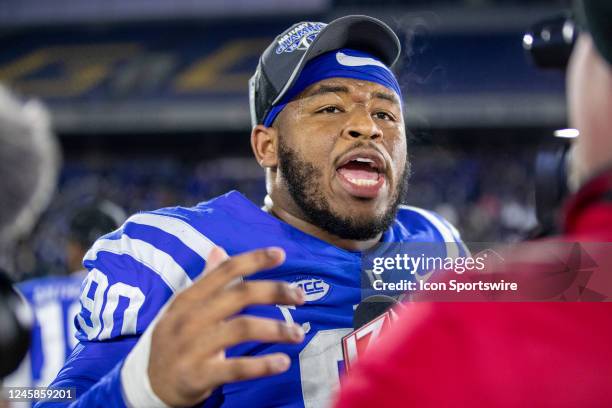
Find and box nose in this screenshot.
[343,108,383,141]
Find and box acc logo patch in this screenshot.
[276,22,326,54]
[291,277,330,302]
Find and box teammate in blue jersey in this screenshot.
[4,203,124,406]
[39,15,465,408]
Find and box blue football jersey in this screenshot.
[5,274,84,407]
[39,191,465,408]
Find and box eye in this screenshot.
[373,111,395,121]
[316,106,343,114]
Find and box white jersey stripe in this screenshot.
[400,205,460,258]
[437,215,471,257]
[84,235,192,293]
[127,212,215,262]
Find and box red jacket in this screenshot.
[334,170,612,408]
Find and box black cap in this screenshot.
[575,0,612,66]
[249,15,401,127]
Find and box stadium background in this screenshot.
[0,0,568,280]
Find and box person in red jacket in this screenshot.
[334,1,612,407]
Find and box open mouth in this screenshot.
[336,154,386,198]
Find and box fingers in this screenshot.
[149,246,300,407]
[183,247,286,301]
[207,247,285,285]
[205,246,229,272]
[201,280,304,322]
[211,353,292,386]
[210,316,304,350]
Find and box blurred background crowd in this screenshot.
[0,0,569,281]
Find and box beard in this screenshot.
[277,139,410,241]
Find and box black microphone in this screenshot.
[342,295,400,373]
[0,270,32,378]
[353,295,398,330]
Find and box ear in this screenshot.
[251,124,279,169]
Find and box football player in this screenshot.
[5,202,124,407]
[39,15,464,408]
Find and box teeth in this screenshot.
[352,157,378,170]
[347,178,378,186]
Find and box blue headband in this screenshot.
[263,48,402,127]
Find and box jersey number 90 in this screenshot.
[77,269,145,341]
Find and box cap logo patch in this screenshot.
[276,22,326,54]
[336,51,390,71]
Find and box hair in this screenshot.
[68,201,126,250]
[0,85,61,271]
